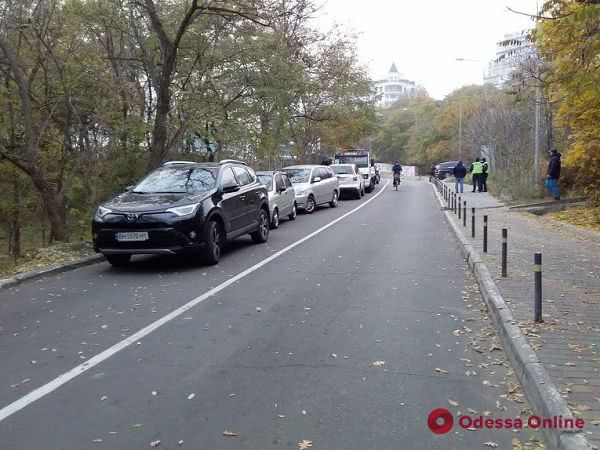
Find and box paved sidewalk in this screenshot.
[443,181,600,448]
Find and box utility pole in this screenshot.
[534,66,541,185]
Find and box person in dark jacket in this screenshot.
[453,161,467,193]
[545,149,561,200]
[481,158,489,192]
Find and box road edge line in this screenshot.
[0,181,389,423]
[427,180,591,450]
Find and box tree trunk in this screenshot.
[147,55,176,171]
[11,170,21,260]
[29,169,69,242]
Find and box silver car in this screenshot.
[256,171,297,229]
[282,165,340,214]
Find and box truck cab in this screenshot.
[333,150,377,193]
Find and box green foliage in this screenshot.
[0,0,374,259]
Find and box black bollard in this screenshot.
[454,193,457,214]
[458,197,462,219]
[502,229,508,277]
[463,201,467,227]
[534,253,543,322]
[471,208,475,238]
[483,215,488,253]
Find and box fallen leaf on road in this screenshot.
[132,424,143,429]
[369,360,385,367]
[277,415,286,418]
[151,391,157,396]
[150,440,160,447]
[301,410,307,415]
[591,420,600,426]
[482,380,492,386]
[187,393,195,400]
[178,440,184,446]
[331,353,337,358]
[435,368,448,374]
[100,395,108,401]
[223,431,238,437]
[297,440,313,449]
[448,399,459,407]
[564,362,576,367]
[483,442,498,448]
[512,438,522,449]
[256,307,262,312]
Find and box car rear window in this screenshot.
[332,165,354,175]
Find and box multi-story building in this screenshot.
[485,31,535,88]
[374,63,418,109]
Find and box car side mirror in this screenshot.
[277,186,286,193]
[312,177,321,183]
[125,185,134,192]
[221,182,240,193]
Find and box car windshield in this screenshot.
[332,165,354,175]
[133,167,218,194]
[284,168,311,183]
[257,174,273,188]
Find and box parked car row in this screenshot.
[92,160,377,267]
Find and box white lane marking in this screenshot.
[0,181,390,422]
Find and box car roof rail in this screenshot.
[219,159,247,165]
[163,160,197,165]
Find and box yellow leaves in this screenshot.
[297,440,313,449]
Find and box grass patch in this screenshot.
[547,205,600,232]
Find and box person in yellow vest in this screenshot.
[469,158,483,192]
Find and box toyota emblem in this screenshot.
[126,213,139,221]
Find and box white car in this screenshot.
[331,164,364,199]
[256,171,297,229]
[282,165,340,214]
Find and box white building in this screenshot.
[485,31,535,88]
[374,63,418,109]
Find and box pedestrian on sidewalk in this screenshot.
[470,158,483,192]
[453,161,467,193]
[545,149,561,200]
[481,158,489,192]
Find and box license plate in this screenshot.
[115,232,149,242]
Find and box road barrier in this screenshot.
[463,201,467,227]
[483,215,488,253]
[458,197,462,219]
[502,229,508,278]
[534,253,543,323]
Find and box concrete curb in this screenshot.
[428,181,591,450]
[0,254,105,290]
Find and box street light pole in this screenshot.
[459,103,462,161]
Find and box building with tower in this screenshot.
[374,63,418,109]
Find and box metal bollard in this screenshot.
[471,208,475,238]
[534,253,543,322]
[463,201,467,227]
[454,193,457,214]
[429,176,432,183]
[458,197,462,219]
[483,215,488,253]
[501,229,508,277]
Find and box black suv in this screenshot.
[434,161,459,179]
[92,160,270,266]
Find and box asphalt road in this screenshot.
[0,179,541,450]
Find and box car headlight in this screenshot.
[166,203,200,217]
[294,188,306,195]
[95,206,113,220]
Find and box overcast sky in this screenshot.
[315,0,540,99]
